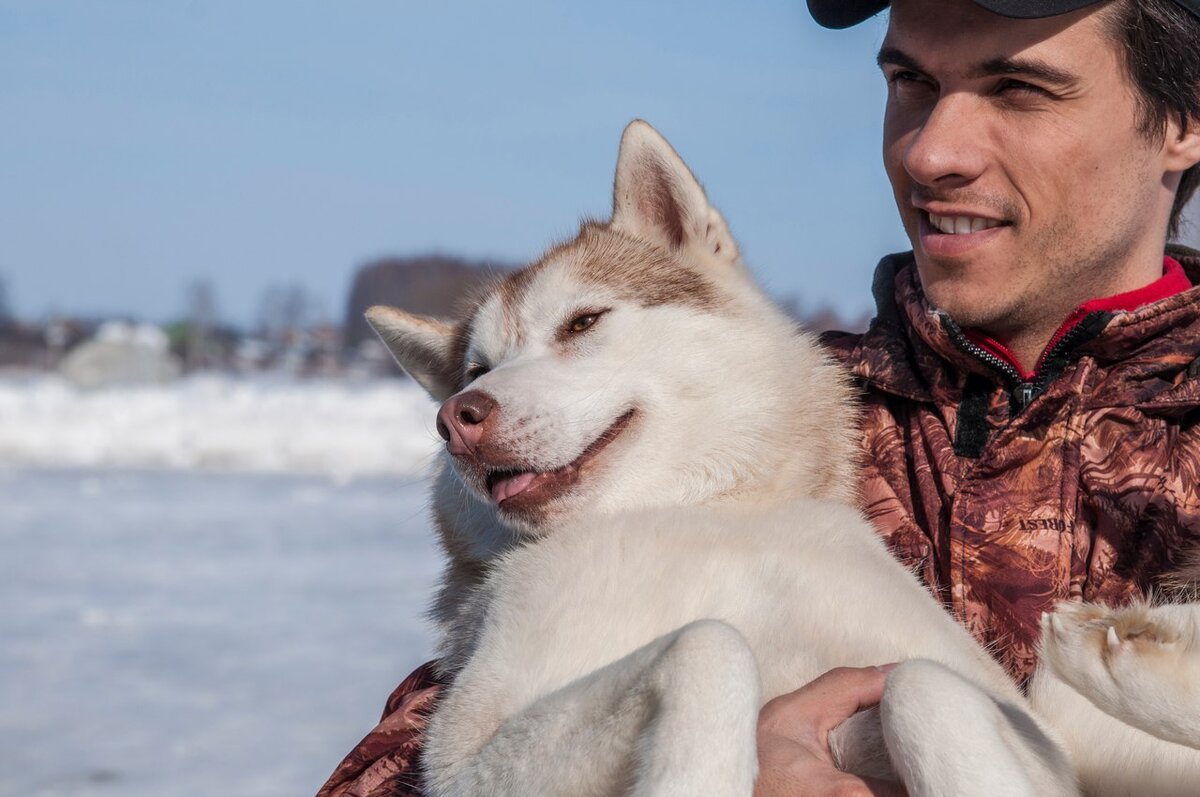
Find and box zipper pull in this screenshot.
[1014,382,1035,411]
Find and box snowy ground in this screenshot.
[0,373,441,480]
[0,376,449,796]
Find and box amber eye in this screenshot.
[465,363,489,382]
[567,311,603,335]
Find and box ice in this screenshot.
[0,466,443,797]
[0,373,441,480]
[0,374,451,794]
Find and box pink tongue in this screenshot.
[492,471,538,504]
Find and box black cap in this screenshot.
[808,0,1200,29]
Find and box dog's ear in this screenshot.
[365,305,460,402]
[611,119,739,265]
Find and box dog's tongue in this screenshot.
[491,471,538,504]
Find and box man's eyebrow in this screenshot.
[876,46,924,74]
[876,46,1080,89]
[968,56,1080,87]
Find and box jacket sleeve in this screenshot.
[316,661,446,797]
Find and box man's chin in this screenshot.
[918,279,1010,331]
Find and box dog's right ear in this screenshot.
[365,305,460,402]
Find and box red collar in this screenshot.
[964,256,1192,381]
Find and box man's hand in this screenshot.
[754,665,907,797]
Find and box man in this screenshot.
[318,1,1200,794]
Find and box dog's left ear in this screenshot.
[611,120,740,266]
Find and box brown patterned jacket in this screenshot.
[317,245,1200,797]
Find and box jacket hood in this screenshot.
[842,245,1200,414]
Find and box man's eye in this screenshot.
[997,79,1049,98]
[886,70,935,97]
[888,70,929,87]
[465,363,489,381]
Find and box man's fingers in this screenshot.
[789,665,895,722]
[755,665,909,797]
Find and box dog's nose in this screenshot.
[436,391,497,456]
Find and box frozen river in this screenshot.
[0,467,442,797]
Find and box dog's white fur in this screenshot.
[368,120,1198,795]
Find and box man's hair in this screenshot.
[1103,0,1200,240]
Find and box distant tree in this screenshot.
[257,283,316,346]
[0,273,11,323]
[184,279,218,369]
[1180,194,1200,249]
[777,294,871,335]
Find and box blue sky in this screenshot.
[3,2,1195,328]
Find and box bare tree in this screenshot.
[257,283,314,347]
[184,279,218,370]
[1180,194,1200,250]
[0,273,11,323]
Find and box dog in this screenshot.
[363,119,1200,795]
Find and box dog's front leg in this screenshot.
[878,659,1078,797]
[423,619,762,797]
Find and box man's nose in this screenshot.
[436,390,497,456]
[902,94,988,189]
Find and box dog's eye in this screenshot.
[465,363,489,382]
[567,311,604,335]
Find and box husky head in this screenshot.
[368,121,856,562]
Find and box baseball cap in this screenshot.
[808,0,1200,29]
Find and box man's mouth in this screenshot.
[926,212,1006,235]
[481,409,636,511]
[917,210,1012,259]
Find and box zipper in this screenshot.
[1023,320,1094,406]
[945,319,1025,390]
[946,314,1101,413]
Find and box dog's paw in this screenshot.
[1040,601,1200,747]
[1042,602,1177,675]
[1041,602,1195,707]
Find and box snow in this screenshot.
[0,374,442,480]
[0,376,450,795]
[0,467,443,797]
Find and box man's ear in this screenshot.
[365,305,460,402]
[610,119,739,265]
[1164,115,1200,173]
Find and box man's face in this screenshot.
[882,0,1173,339]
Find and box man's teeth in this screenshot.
[929,213,1003,235]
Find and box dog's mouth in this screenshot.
[482,409,636,512]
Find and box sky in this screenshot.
[2,1,1198,329]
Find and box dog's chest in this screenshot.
[452,503,968,712]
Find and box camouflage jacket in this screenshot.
[317,245,1200,797]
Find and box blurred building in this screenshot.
[342,255,511,349]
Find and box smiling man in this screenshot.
[753,0,1200,794]
[318,1,1200,795]
[875,0,1199,374]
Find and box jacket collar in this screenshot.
[849,245,1200,410]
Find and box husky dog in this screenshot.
[367,121,1089,796]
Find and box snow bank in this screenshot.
[0,373,441,479]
